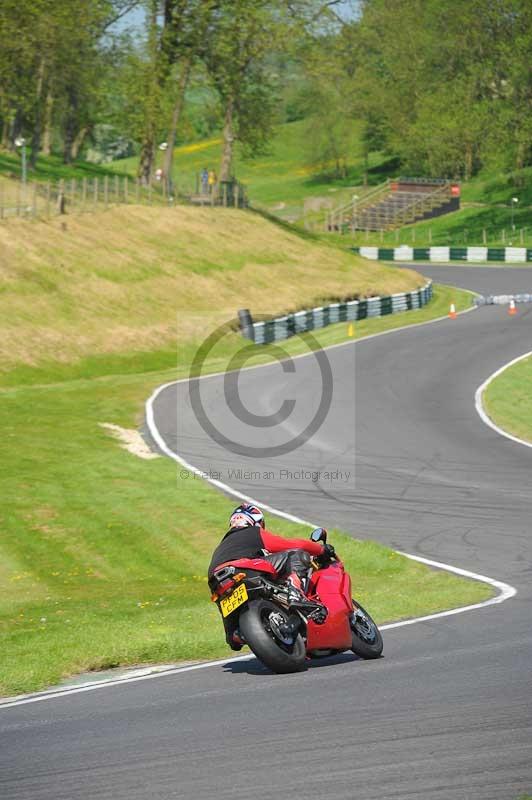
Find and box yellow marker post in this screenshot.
[348,323,354,337]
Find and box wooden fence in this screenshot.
[325,222,532,247]
[0,175,249,220]
[0,176,174,220]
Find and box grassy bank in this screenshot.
[483,355,532,443]
[0,204,423,378]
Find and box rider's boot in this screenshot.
[286,573,328,624]
[225,625,245,651]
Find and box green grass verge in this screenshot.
[0,282,490,697]
[483,354,532,443]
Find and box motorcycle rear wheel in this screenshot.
[239,599,307,674]
[350,600,383,659]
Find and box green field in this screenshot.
[483,355,532,443]
[122,129,532,247]
[0,120,395,223]
[0,151,123,183]
[114,124,532,243]
[0,203,490,697]
[112,119,395,215]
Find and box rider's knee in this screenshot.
[287,549,310,573]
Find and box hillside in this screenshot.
[114,123,531,243]
[0,121,390,219]
[112,120,394,219]
[0,204,422,380]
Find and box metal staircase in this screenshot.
[327,178,460,232]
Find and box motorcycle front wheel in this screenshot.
[350,600,383,659]
[239,599,307,674]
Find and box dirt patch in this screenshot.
[100,423,160,460]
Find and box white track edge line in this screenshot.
[0,656,256,709]
[474,350,532,449]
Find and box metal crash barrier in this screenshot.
[239,281,433,344]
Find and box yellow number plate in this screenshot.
[220,583,248,618]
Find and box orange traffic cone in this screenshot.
[448,303,457,319]
[508,298,517,316]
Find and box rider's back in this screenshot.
[208,525,264,577]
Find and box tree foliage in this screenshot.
[296,0,532,179]
[0,0,530,183]
[349,0,532,178]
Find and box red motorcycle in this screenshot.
[210,528,383,673]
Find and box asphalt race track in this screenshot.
[1,266,531,800]
[403,263,532,297]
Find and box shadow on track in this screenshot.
[222,651,363,676]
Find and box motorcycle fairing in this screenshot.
[306,562,353,651]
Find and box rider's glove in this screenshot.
[322,543,336,561]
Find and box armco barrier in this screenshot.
[246,281,433,344]
[475,293,532,306]
[352,246,532,263]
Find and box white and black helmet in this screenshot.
[229,503,265,530]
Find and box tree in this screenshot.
[344,0,532,179]
[137,0,163,183]
[0,0,134,165]
[160,0,218,191]
[134,0,215,186]
[202,1,285,183]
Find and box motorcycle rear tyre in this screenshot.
[350,600,383,659]
[239,599,307,674]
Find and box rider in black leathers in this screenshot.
[208,503,331,649]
